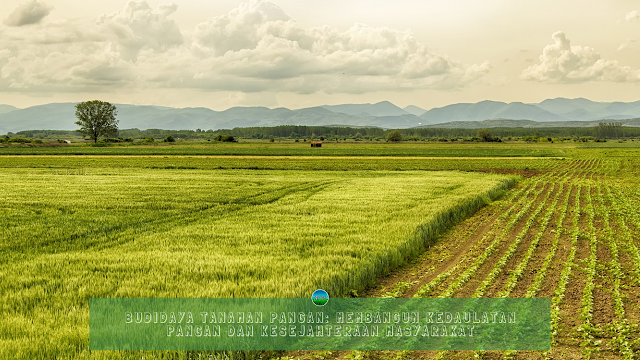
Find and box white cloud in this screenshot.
[1,42,135,91]
[187,1,490,93]
[4,0,52,27]
[97,0,183,61]
[626,10,640,22]
[521,31,640,83]
[617,38,636,52]
[0,0,490,95]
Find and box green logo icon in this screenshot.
[311,289,329,306]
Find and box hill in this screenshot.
[3,98,640,134]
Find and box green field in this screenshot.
[0,141,566,157]
[3,141,640,359]
[0,165,513,359]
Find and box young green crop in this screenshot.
[0,168,513,359]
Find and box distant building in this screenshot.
[311,142,322,148]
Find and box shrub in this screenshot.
[141,137,155,144]
[477,129,494,142]
[7,137,31,143]
[386,130,403,142]
[163,136,175,143]
[215,135,236,142]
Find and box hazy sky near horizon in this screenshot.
[1,0,640,110]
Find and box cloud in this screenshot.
[97,0,183,61]
[521,31,640,83]
[187,0,490,93]
[0,0,490,95]
[1,42,135,91]
[617,39,636,52]
[4,0,52,26]
[626,10,640,22]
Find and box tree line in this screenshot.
[11,123,640,142]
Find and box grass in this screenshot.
[0,167,513,359]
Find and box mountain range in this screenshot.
[1,98,640,134]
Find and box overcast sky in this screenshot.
[1,0,639,110]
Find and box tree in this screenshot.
[597,122,622,139]
[477,129,494,142]
[386,130,403,142]
[75,100,118,143]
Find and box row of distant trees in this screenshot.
[221,123,640,140]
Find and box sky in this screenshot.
[1,0,639,110]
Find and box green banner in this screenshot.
[90,298,550,351]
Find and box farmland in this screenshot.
[0,161,512,359]
[1,141,640,359]
[364,146,640,359]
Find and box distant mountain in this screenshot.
[558,109,596,121]
[3,98,640,134]
[403,105,427,116]
[321,101,409,117]
[418,118,640,129]
[0,105,18,115]
[419,100,569,123]
[536,98,640,119]
[0,103,390,134]
[364,114,426,128]
[535,97,602,114]
[0,103,77,133]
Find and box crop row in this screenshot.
[472,182,558,298]
[413,176,547,298]
[435,178,553,298]
[577,185,598,359]
[549,183,582,344]
[524,182,574,297]
[608,185,640,284]
[596,183,634,359]
[497,181,566,298]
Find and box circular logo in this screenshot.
[311,289,329,306]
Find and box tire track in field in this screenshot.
[1,180,336,262]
